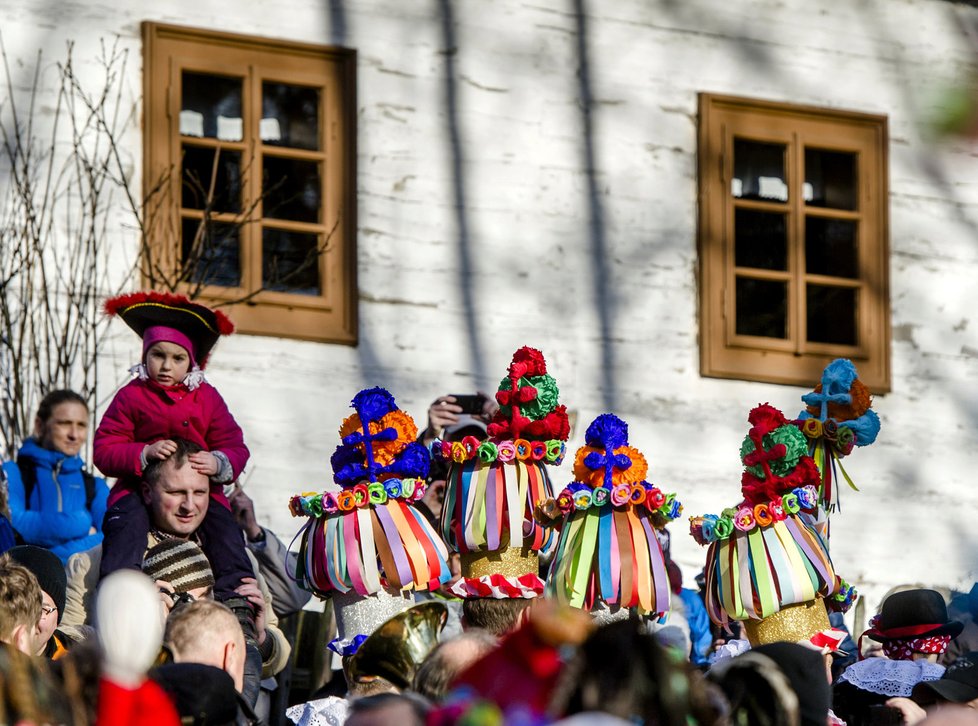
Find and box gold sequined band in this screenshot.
[743,599,831,646]
[462,548,538,579]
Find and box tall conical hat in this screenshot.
[690,404,855,646]
[436,347,569,599]
[540,413,683,615]
[290,387,451,600]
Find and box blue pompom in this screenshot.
[331,445,363,473]
[334,461,368,486]
[351,387,398,423]
[584,413,629,449]
[848,410,881,446]
[821,359,857,394]
[613,453,633,470]
[341,431,364,447]
[583,451,604,470]
[385,441,430,480]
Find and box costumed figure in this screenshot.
[435,346,569,599]
[690,403,856,648]
[834,589,962,725]
[289,388,451,642]
[795,358,881,535]
[536,413,683,617]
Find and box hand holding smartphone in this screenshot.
[451,393,487,415]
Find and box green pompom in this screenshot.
[742,424,808,478]
[519,374,559,419]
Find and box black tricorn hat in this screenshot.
[864,589,963,643]
[105,291,234,368]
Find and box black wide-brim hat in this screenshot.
[865,588,964,642]
[105,291,234,368]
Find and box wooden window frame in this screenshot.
[698,93,890,392]
[142,22,357,344]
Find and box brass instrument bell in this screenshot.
[345,601,448,689]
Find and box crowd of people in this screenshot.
[0,292,975,726]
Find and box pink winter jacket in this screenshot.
[93,378,249,505]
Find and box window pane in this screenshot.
[181,218,241,288]
[807,285,857,345]
[263,157,321,223]
[805,148,856,210]
[181,147,242,213]
[262,228,320,295]
[180,72,243,141]
[735,277,787,339]
[806,217,858,279]
[733,139,787,201]
[262,82,320,150]
[735,209,787,271]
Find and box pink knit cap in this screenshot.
[142,325,197,367]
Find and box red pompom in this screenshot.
[510,347,547,377]
[517,386,538,404]
[747,403,786,435]
[786,455,821,491]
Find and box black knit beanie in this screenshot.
[6,545,67,624]
[752,642,831,726]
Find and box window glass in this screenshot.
[735,277,787,339]
[733,140,787,201]
[180,72,243,141]
[181,218,241,288]
[262,82,320,150]
[262,228,320,295]
[806,217,858,279]
[263,157,321,223]
[181,147,242,213]
[805,148,857,210]
[735,209,787,271]
[806,285,857,345]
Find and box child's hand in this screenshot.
[145,439,178,461]
[188,451,219,477]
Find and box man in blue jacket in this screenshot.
[2,390,109,562]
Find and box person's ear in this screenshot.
[222,639,235,671]
[141,481,152,505]
[33,416,45,440]
[11,623,34,656]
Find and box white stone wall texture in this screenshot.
[1,0,977,627]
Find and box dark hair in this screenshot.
[36,390,88,423]
[346,692,430,726]
[707,650,801,726]
[412,630,498,701]
[461,598,531,636]
[551,619,719,726]
[143,438,204,488]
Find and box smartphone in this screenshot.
[452,394,486,415]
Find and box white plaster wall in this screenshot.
[1,0,977,624]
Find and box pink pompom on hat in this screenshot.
[105,291,234,369]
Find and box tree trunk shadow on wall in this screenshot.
[437,0,487,387]
[573,0,617,411]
